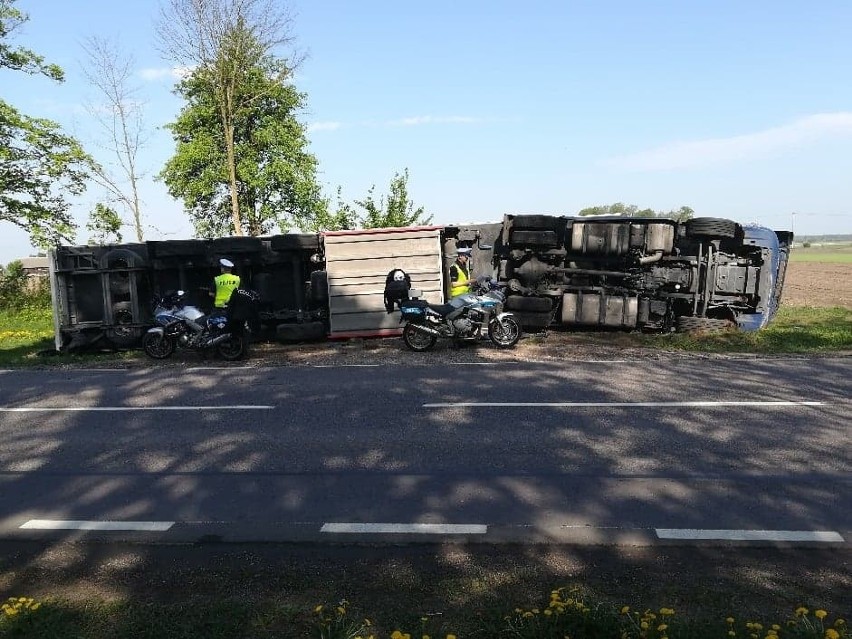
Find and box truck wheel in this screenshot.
[505,296,553,313]
[685,218,737,239]
[675,316,735,334]
[106,302,142,348]
[510,215,560,230]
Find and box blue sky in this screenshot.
[3,0,851,262]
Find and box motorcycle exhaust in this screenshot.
[408,323,443,337]
[205,333,233,347]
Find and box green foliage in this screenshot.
[354,168,432,229]
[86,203,123,244]
[302,186,358,232]
[578,203,694,221]
[0,0,63,80]
[0,261,51,311]
[160,52,324,238]
[0,0,93,250]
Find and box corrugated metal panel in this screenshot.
[324,228,444,337]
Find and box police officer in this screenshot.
[213,258,241,308]
[449,247,472,298]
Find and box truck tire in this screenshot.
[675,316,735,334]
[510,229,559,247]
[511,310,552,330]
[510,215,560,230]
[505,295,553,313]
[310,270,329,306]
[106,301,142,348]
[276,321,327,342]
[685,217,737,239]
[271,234,321,251]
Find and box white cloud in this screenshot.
[307,121,342,133]
[387,115,482,127]
[139,65,194,81]
[605,112,852,171]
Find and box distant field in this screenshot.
[789,242,852,263]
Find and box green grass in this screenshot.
[0,593,847,639]
[1,304,850,368]
[639,306,852,354]
[789,243,852,263]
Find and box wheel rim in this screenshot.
[218,336,244,359]
[405,326,434,350]
[492,318,519,345]
[145,334,172,358]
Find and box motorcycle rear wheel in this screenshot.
[217,334,247,361]
[402,323,437,352]
[142,332,176,359]
[489,315,521,348]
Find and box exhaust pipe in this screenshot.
[408,323,443,337]
[204,333,233,348]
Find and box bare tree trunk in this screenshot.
[81,37,148,242]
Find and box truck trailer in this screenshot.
[47,215,791,351]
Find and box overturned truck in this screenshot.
[48,215,791,351]
[496,215,792,333]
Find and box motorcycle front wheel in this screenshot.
[489,315,521,348]
[402,323,437,352]
[142,332,176,359]
[216,334,247,361]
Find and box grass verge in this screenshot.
[638,306,852,354]
[1,305,850,368]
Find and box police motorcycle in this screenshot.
[142,290,247,361]
[384,270,522,352]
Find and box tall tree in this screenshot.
[356,169,432,229]
[159,54,324,237]
[157,0,302,236]
[0,0,93,250]
[81,36,147,242]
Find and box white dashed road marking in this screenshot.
[656,529,844,542]
[423,401,825,408]
[0,405,274,412]
[321,523,487,534]
[20,520,174,532]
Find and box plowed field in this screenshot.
[783,262,852,309]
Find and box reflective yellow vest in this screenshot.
[449,261,471,298]
[214,273,241,307]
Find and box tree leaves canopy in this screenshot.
[159,53,324,237]
[0,0,93,251]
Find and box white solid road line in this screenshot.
[20,519,174,532]
[656,529,844,542]
[321,523,487,534]
[423,401,826,408]
[0,405,274,412]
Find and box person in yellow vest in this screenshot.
[449,247,472,298]
[213,258,241,308]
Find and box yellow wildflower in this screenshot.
[314,605,323,613]
[523,612,533,618]
[825,630,840,639]
[391,631,404,639]
[658,624,668,631]
[835,619,846,626]
[532,608,540,614]
[660,608,675,616]
[727,618,736,624]
[816,610,828,620]
[30,603,40,611]
[796,607,809,617]
[446,635,458,639]
[621,606,630,614]
[544,609,552,616]
[729,632,736,637]
[423,635,430,639]
[337,606,346,615]
[641,622,649,630]
[772,625,781,631]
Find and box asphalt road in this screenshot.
[0,357,849,546]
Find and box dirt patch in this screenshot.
[783,262,852,309]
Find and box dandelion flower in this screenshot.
[825,630,840,639]
[816,610,828,620]
[641,622,649,629]
[446,635,458,639]
[314,605,323,613]
[621,606,630,614]
[391,631,403,639]
[796,607,809,617]
[544,609,552,617]
[729,632,736,637]
[658,624,668,631]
